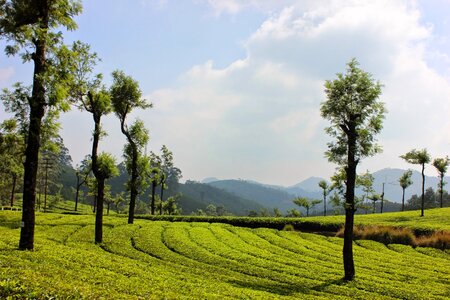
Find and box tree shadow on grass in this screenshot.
[228,278,346,297]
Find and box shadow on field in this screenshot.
[229,278,346,296]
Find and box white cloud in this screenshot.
[56,0,449,185]
[139,0,450,185]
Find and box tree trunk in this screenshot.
[10,174,17,207]
[440,176,444,208]
[151,180,156,215]
[323,190,326,216]
[118,119,139,224]
[95,178,104,243]
[75,175,80,211]
[127,145,138,223]
[401,188,405,212]
[421,163,425,217]
[159,183,164,215]
[380,183,385,214]
[19,7,49,249]
[343,122,357,281]
[43,160,48,213]
[90,94,103,242]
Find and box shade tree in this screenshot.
[318,180,330,216]
[110,70,151,224]
[321,58,385,280]
[293,197,321,217]
[401,149,431,217]
[399,170,413,211]
[122,119,150,215]
[1,0,83,250]
[432,157,449,208]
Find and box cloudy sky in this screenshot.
[1,0,450,186]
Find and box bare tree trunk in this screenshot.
[159,183,164,215]
[150,180,156,215]
[75,175,80,211]
[401,188,405,212]
[421,164,425,217]
[440,176,444,208]
[120,121,138,224]
[19,7,49,249]
[95,179,104,243]
[342,121,357,281]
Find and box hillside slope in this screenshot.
[0,211,448,299]
[208,180,296,211]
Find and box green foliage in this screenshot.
[0,211,449,299]
[401,149,431,166]
[399,170,413,190]
[433,156,449,208]
[293,197,321,217]
[96,152,119,179]
[321,58,385,165]
[0,0,83,110]
[110,70,150,118]
[433,157,449,179]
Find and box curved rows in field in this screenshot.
[0,215,449,299]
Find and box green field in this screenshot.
[0,210,449,299]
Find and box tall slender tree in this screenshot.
[401,149,431,217]
[432,157,449,208]
[1,1,82,249]
[321,58,385,281]
[110,70,151,224]
[148,152,161,215]
[68,41,114,243]
[318,180,330,216]
[123,120,150,214]
[399,170,413,211]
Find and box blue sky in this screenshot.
[1,0,450,186]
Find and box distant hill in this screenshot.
[201,177,220,184]
[288,176,325,193]
[207,180,297,212]
[177,181,264,215]
[285,168,450,204]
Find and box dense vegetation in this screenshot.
[0,210,449,299]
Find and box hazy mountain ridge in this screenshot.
[202,168,449,209]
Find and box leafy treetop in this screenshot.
[321,58,385,165]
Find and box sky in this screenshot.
[1,0,450,186]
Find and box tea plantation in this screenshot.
[0,210,449,299]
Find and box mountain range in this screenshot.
[201,168,449,212]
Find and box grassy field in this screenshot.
[1,210,449,299]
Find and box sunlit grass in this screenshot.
[1,211,449,299]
